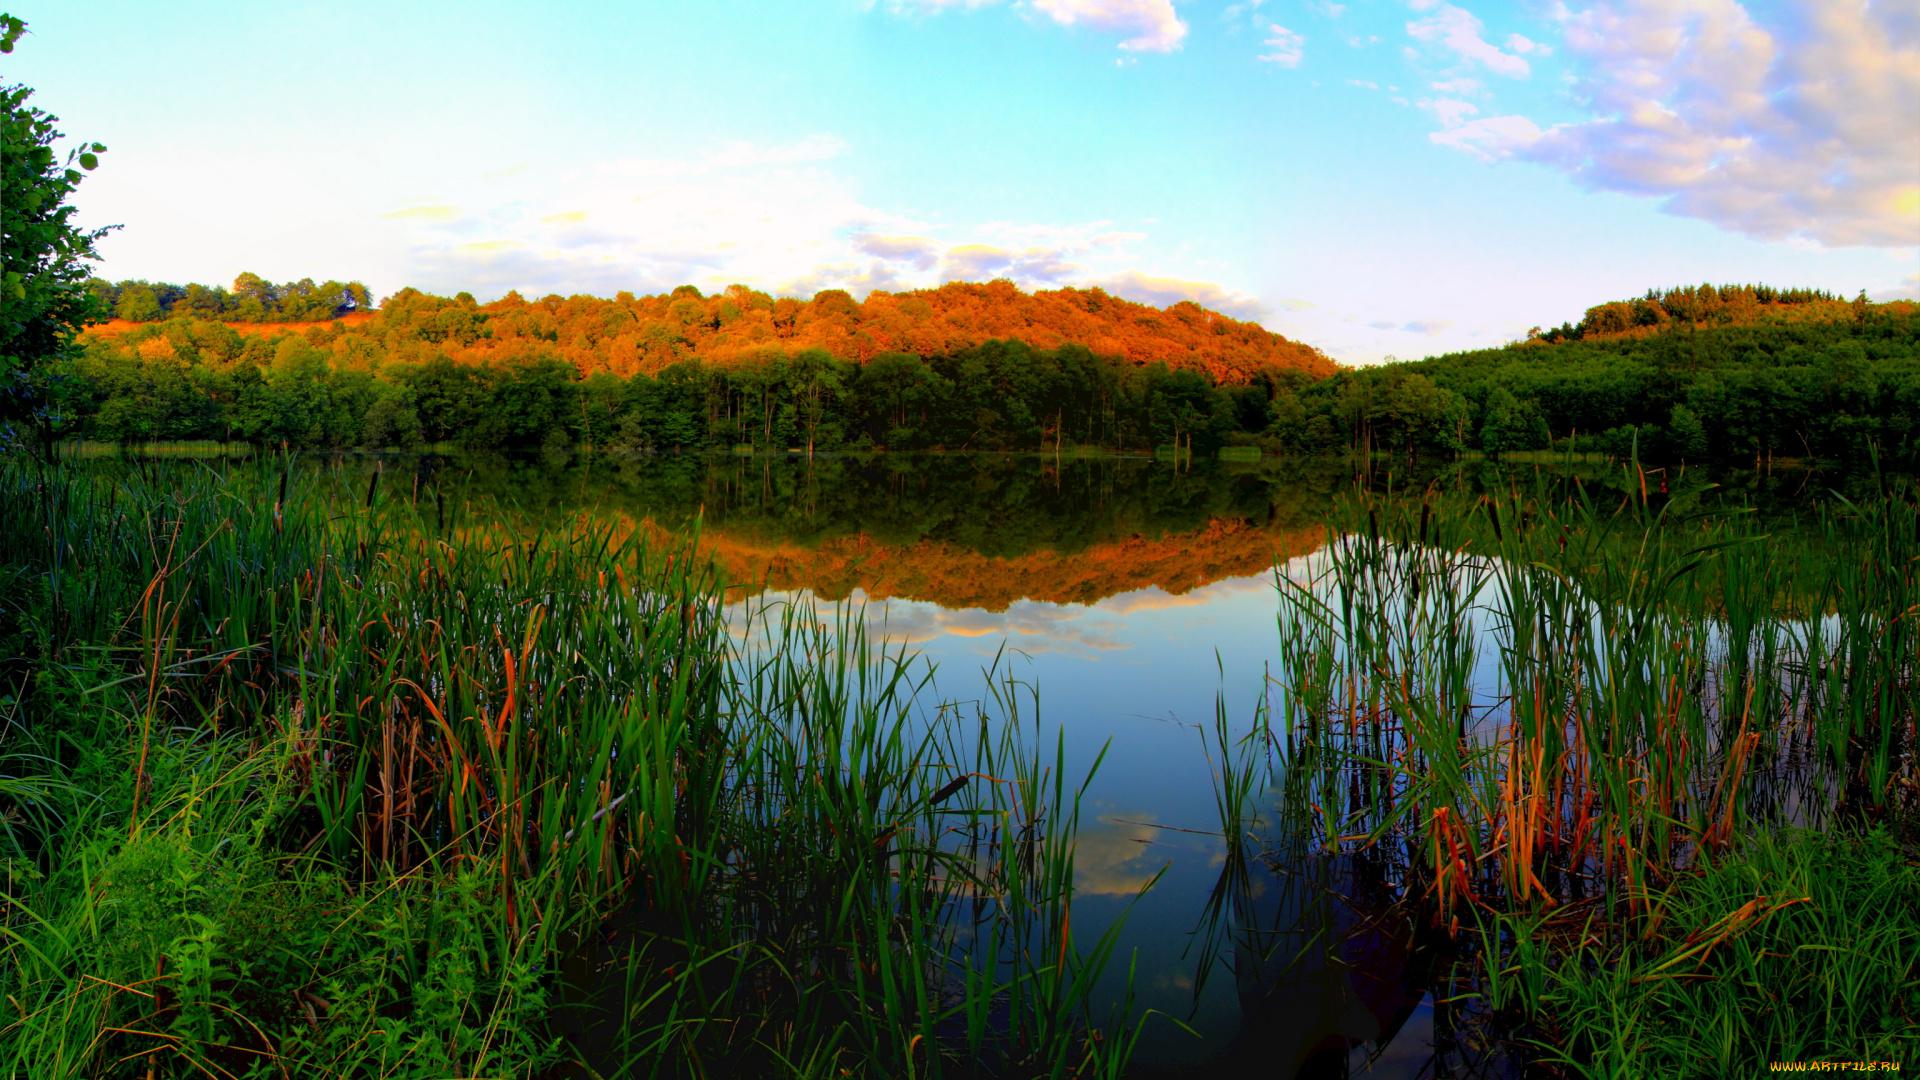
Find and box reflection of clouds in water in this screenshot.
[1091,575,1273,616]
[1074,814,1169,897]
[1075,808,1224,896]
[725,572,1282,658]
[869,598,1129,655]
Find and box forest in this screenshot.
[88,273,374,324]
[63,276,1920,464]
[1295,286,1920,464]
[70,276,1330,454]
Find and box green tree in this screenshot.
[1,13,112,447]
[114,283,162,322]
[788,348,846,456]
[1668,403,1707,459]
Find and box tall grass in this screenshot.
[0,453,1144,1078]
[1200,465,1919,1071]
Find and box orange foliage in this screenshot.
[89,280,1335,386]
[85,310,377,339]
[626,515,1325,611]
[1556,289,1917,345]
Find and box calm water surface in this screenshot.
[278,449,1848,1077]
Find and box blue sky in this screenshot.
[6,0,1916,361]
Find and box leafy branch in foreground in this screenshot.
[1,12,112,450]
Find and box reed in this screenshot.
[1204,463,1919,1068]
[58,440,259,458]
[0,453,1145,1078]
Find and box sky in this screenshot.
[5,0,1916,362]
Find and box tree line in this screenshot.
[1535,282,1847,343]
[88,273,373,325]
[61,277,1920,465]
[67,276,1335,453]
[73,317,1299,454]
[1280,297,1920,465]
[88,275,1333,382]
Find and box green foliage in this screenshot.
[86,274,373,326]
[1511,827,1920,1077]
[1269,302,1920,463]
[60,274,1920,465]
[0,14,111,440]
[67,321,1320,455]
[1210,465,1920,1070]
[0,454,1147,1077]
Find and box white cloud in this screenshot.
[1259,24,1306,66]
[1429,112,1544,155]
[389,137,894,298]
[1406,2,1533,78]
[1403,318,1454,334]
[1033,0,1189,51]
[852,233,942,269]
[888,0,1187,51]
[1421,97,1481,126]
[881,0,999,9]
[1429,76,1484,94]
[1505,32,1551,55]
[1428,0,1920,247]
[1873,272,1920,301]
[380,139,1270,322]
[940,243,1081,283]
[709,134,848,166]
[1089,270,1272,320]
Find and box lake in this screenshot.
[227,447,1858,1076]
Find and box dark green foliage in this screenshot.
[1518,827,1920,1077]
[0,453,1145,1078]
[1266,303,1920,463]
[68,326,1308,455]
[1217,465,1920,1072]
[86,273,373,325]
[61,275,1920,464]
[0,14,110,441]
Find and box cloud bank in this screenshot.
[1427,0,1920,247]
[383,137,1266,324]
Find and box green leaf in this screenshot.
[78,153,97,170]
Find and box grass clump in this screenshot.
[1502,826,1920,1077]
[1198,462,1920,1070]
[0,452,1146,1079]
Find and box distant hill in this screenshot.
[70,275,1336,452]
[1262,285,1920,466]
[1536,284,1915,345]
[85,275,1334,385]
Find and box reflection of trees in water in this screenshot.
[374,452,1349,554]
[265,452,1881,615]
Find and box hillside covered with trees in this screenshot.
[71,276,1331,453]
[63,275,1920,466]
[1271,286,1920,465]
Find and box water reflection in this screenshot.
[116,446,1867,1076]
[1222,854,1431,1077]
